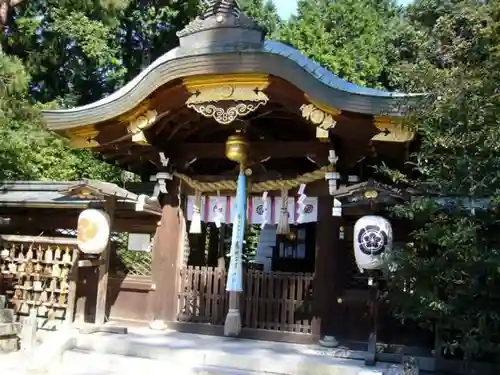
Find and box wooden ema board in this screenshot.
[0,236,79,330]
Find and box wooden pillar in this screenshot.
[311,196,343,341]
[95,197,116,325]
[151,178,182,323]
[65,255,79,325]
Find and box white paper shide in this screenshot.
[250,194,271,227]
[208,196,227,228]
[186,195,319,225]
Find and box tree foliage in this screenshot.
[0,0,200,182]
[0,0,280,182]
[278,0,401,88]
[239,0,281,38]
[384,0,500,359]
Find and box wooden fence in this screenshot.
[177,266,315,334]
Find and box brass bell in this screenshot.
[225,134,249,164]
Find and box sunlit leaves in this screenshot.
[278,0,400,89]
[386,0,500,359]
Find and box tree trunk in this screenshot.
[0,0,25,29]
[0,0,26,53]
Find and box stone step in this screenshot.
[60,350,267,375]
[0,309,15,324]
[74,331,394,375]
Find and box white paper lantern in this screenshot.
[77,209,111,255]
[353,215,392,272]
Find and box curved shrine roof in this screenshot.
[42,1,422,131]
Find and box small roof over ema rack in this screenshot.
[0,180,161,215]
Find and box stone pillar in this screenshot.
[150,178,182,328]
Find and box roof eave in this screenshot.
[41,42,423,132]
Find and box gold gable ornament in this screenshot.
[183,74,270,125]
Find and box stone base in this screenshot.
[319,335,339,348]
[0,323,20,353]
[0,308,15,324]
[0,295,20,353]
[0,335,19,353]
[149,320,168,331]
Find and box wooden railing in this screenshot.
[177,266,315,334]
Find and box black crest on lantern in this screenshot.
[357,225,388,256]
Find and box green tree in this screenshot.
[384,0,500,360]
[0,0,199,182]
[239,0,281,38]
[278,0,401,88]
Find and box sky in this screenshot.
[274,0,414,19]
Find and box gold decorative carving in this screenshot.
[372,116,414,143]
[183,74,270,125]
[188,85,269,104]
[127,109,158,145]
[187,101,266,125]
[300,95,341,143]
[301,103,337,130]
[364,190,378,199]
[66,126,100,148]
[315,128,329,143]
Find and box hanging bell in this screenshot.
[225,134,249,164]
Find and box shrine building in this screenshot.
[0,0,430,365]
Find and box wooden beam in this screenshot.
[0,234,77,245]
[0,212,156,233]
[170,141,331,160]
[95,197,116,325]
[103,141,331,165]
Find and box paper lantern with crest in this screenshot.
[353,215,393,273]
[77,209,111,255]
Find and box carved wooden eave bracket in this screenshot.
[372,116,414,143]
[300,95,341,142]
[183,74,270,125]
[126,109,158,145]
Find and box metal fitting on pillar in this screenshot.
[325,149,340,195]
[328,149,338,165]
[348,175,360,185]
[332,198,342,217]
[150,171,173,201]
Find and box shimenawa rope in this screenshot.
[173,166,329,193]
